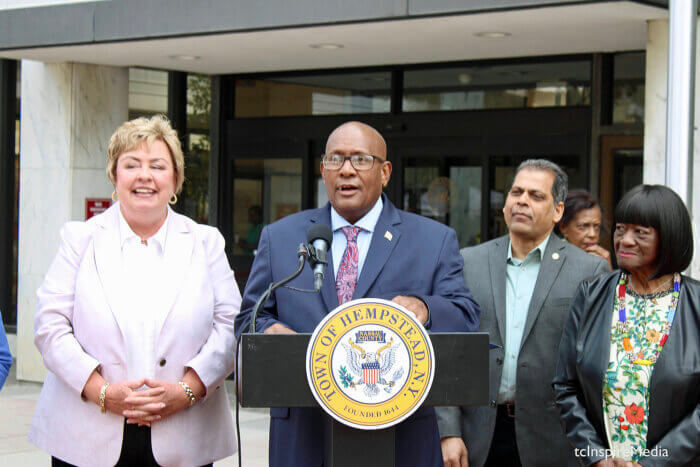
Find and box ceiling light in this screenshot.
[474,31,511,38]
[458,73,472,85]
[309,43,344,49]
[168,55,201,61]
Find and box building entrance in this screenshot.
[223,108,590,287]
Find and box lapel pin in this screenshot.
[384,231,393,242]
[552,252,560,261]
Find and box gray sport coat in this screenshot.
[436,233,609,467]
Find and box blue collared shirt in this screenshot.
[498,234,551,403]
[330,197,383,280]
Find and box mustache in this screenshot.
[510,210,532,218]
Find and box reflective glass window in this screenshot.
[232,158,302,287]
[314,157,326,208]
[403,61,590,112]
[233,158,302,235]
[612,52,645,124]
[181,74,211,224]
[235,72,391,117]
[403,158,482,248]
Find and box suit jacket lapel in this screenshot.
[520,234,566,348]
[353,199,401,300]
[155,209,194,333]
[489,236,508,343]
[310,205,339,312]
[93,203,129,341]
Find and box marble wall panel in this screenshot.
[70,168,114,220]
[17,167,71,276]
[17,61,128,382]
[16,273,46,382]
[71,64,128,169]
[19,60,72,170]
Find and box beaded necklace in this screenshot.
[616,272,681,365]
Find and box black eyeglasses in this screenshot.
[321,153,385,171]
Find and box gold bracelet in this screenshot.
[99,382,110,414]
[178,381,197,406]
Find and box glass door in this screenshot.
[402,156,483,248]
[228,136,308,289]
[599,135,643,248]
[613,149,642,205]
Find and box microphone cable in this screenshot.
[234,333,242,467]
[282,284,319,293]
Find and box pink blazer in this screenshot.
[29,203,241,467]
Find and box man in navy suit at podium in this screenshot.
[235,121,480,467]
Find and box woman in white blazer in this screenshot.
[29,115,241,467]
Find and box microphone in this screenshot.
[307,225,332,291]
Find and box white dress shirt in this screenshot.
[118,210,169,381]
[330,197,383,280]
[30,202,240,467]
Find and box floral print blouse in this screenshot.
[602,287,675,462]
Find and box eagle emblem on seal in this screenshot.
[338,337,405,397]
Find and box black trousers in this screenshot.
[484,405,522,467]
[51,421,214,467]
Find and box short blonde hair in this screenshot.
[106,115,185,194]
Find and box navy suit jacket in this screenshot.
[235,195,480,467]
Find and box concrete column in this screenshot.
[693,19,700,279]
[643,19,668,186]
[666,0,697,207]
[17,61,127,382]
[644,19,700,278]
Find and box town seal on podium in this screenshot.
[306,298,435,430]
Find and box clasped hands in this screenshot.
[104,379,192,427]
[264,295,429,334]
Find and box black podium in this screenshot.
[238,332,489,467]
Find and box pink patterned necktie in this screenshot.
[336,226,361,304]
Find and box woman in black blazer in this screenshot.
[554,185,699,467]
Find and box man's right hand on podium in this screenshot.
[263,323,296,334]
[441,436,469,467]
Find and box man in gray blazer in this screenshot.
[437,160,608,467]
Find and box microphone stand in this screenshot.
[236,240,326,467]
[248,243,310,333]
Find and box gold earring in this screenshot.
[169,194,178,205]
[111,190,118,202]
